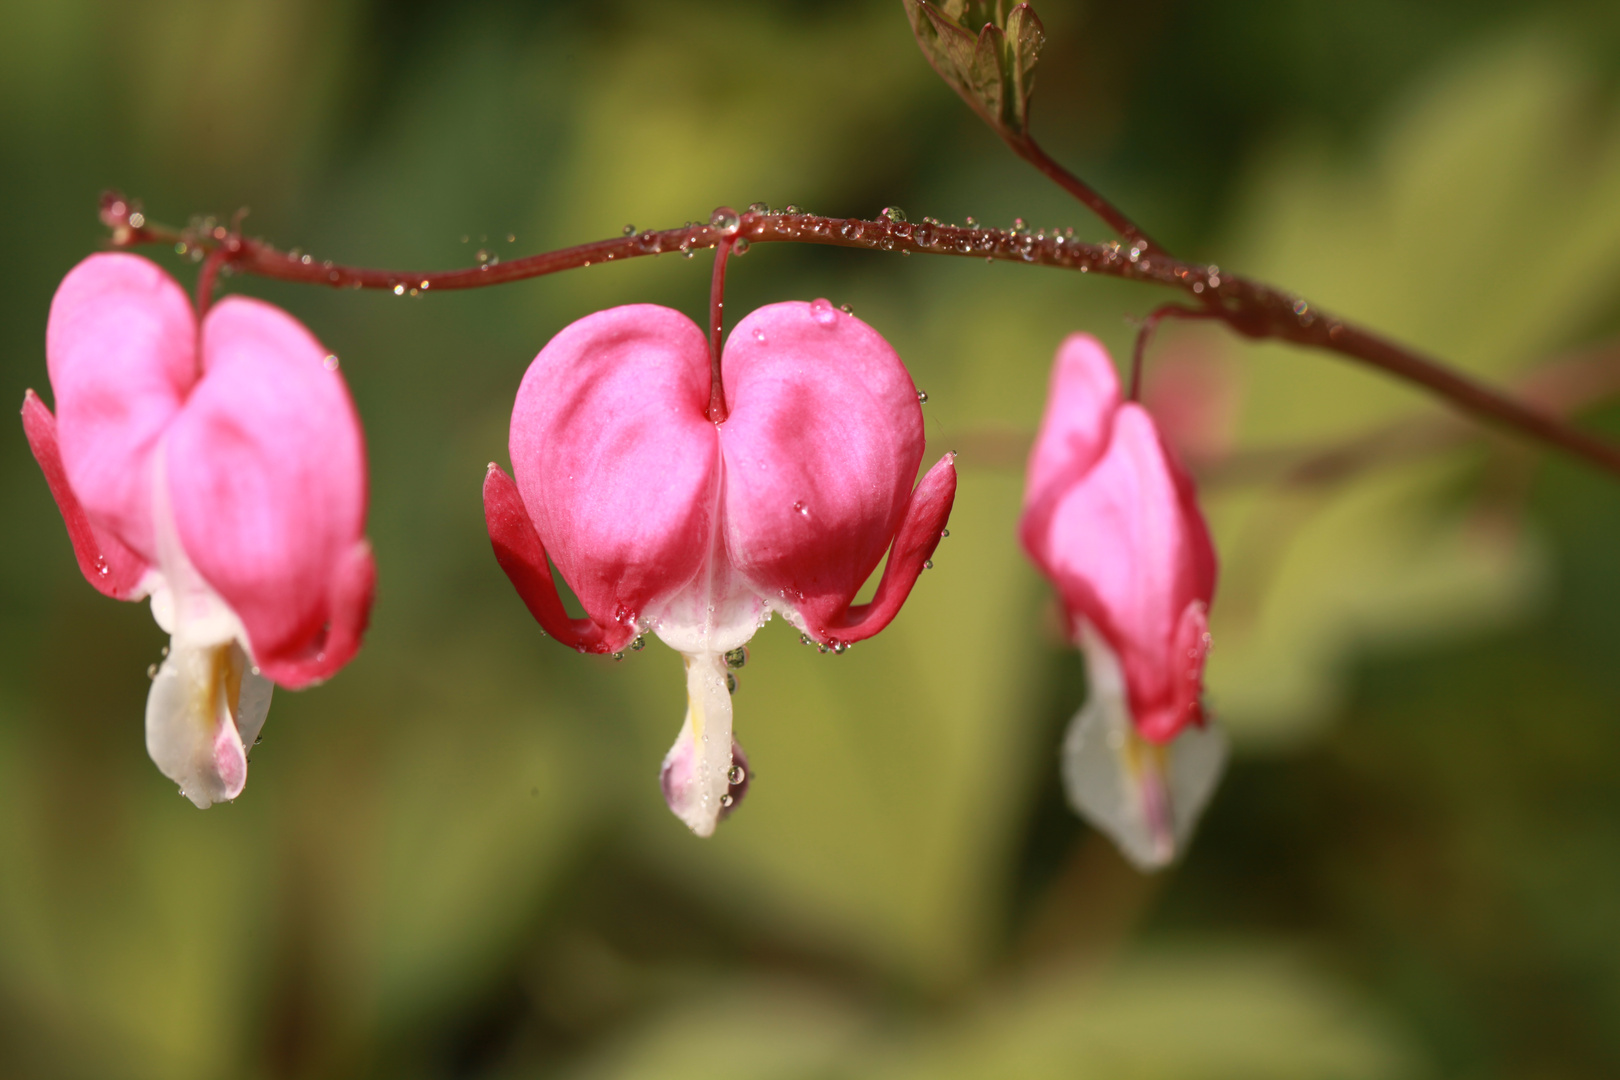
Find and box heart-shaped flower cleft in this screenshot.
[21,253,374,807]
[1019,333,1224,870]
[485,300,956,836]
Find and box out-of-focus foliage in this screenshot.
[1,1,1617,1078]
[1197,35,1620,736]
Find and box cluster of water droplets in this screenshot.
[797,632,852,656]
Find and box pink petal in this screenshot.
[166,296,370,682]
[253,540,376,688]
[20,390,152,599]
[211,710,249,801]
[484,463,618,652]
[509,304,720,636]
[1019,333,1122,576]
[1035,404,1215,742]
[45,253,198,560]
[718,301,925,632]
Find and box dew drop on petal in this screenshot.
[924,559,934,570]
[728,764,746,785]
[880,206,907,223]
[792,500,809,516]
[838,303,852,314]
[808,297,837,326]
[724,647,749,669]
[720,793,735,808]
[725,672,738,695]
[916,389,928,404]
[324,355,339,370]
[753,328,767,343]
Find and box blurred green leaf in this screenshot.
[1197,32,1620,740]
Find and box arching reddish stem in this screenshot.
[194,245,230,319]
[100,193,1620,481]
[707,235,734,424]
[1130,305,1220,402]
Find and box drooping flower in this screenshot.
[1019,333,1225,869]
[485,300,956,836]
[21,253,374,807]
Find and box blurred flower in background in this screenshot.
[1019,333,1223,871]
[2,1,1619,1078]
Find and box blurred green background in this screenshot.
[4,1,1620,1077]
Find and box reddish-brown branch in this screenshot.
[99,191,1620,480]
[1003,133,1161,255]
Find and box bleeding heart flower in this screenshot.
[1019,333,1224,870]
[21,253,374,807]
[485,299,956,836]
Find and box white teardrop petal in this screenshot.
[232,644,275,754]
[145,641,249,808]
[1062,623,1227,871]
[659,651,738,837]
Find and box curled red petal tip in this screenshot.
[822,451,958,644]
[482,463,629,654]
[20,389,151,600]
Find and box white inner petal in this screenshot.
[1061,621,1228,871]
[642,450,759,835]
[660,650,737,836]
[142,440,270,807]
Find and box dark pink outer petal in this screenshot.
[833,452,957,642]
[509,304,720,639]
[1019,333,1122,573]
[167,296,372,687]
[484,462,616,652]
[45,253,198,561]
[1029,404,1216,743]
[20,390,151,599]
[719,302,926,635]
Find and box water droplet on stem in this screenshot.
[710,206,740,234]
